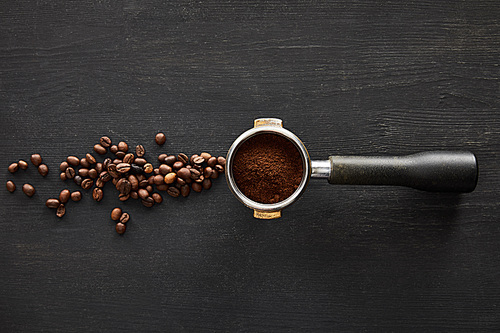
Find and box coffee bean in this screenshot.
[147,175,154,185]
[156,184,169,191]
[134,158,147,167]
[207,157,217,167]
[164,155,176,165]
[115,151,126,159]
[113,159,123,165]
[46,198,60,208]
[146,185,154,193]
[155,132,166,145]
[210,170,219,179]
[95,178,104,188]
[22,183,36,197]
[18,160,28,170]
[64,167,74,179]
[116,163,131,173]
[90,187,102,201]
[217,156,226,166]
[6,181,16,193]
[116,178,131,195]
[137,174,146,182]
[86,153,96,165]
[190,154,199,165]
[78,168,89,177]
[189,168,201,179]
[110,145,118,154]
[202,178,212,190]
[176,177,186,186]
[59,189,71,203]
[204,167,213,178]
[88,169,98,179]
[175,182,182,189]
[107,164,120,178]
[184,177,192,184]
[71,191,82,202]
[112,178,118,186]
[8,163,18,173]
[94,144,107,155]
[138,188,149,200]
[65,156,78,166]
[115,222,126,234]
[111,208,122,221]
[80,158,90,168]
[130,163,143,174]
[193,156,205,165]
[158,164,172,175]
[153,175,164,185]
[56,204,66,218]
[102,158,112,170]
[153,168,160,175]
[117,141,128,152]
[123,153,135,164]
[60,161,69,172]
[81,178,94,190]
[158,154,167,163]
[164,172,177,184]
[31,154,42,167]
[135,145,145,157]
[141,197,154,207]
[139,179,148,188]
[176,167,190,180]
[195,175,204,183]
[95,163,103,174]
[38,164,49,177]
[167,186,180,197]
[191,182,202,193]
[100,136,112,148]
[73,175,83,186]
[120,212,130,223]
[152,192,163,204]
[119,193,130,201]
[173,161,184,170]
[180,184,190,197]
[99,171,111,182]
[60,172,67,181]
[128,175,139,191]
[177,153,189,164]
[200,152,211,160]
[130,191,138,199]
[215,164,224,173]
[143,163,153,174]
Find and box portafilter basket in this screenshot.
[225,118,478,219]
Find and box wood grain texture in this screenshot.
[1,0,499,331]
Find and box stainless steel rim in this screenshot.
[225,126,311,212]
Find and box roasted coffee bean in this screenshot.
[139,179,148,188]
[193,156,205,165]
[173,161,184,170]
[38,164,49,177]
[135,145,145,157]
[95,178,104,188]
[59,189,71,203]
[116,163,131,173]
[167,186,180,198]
[56,204,65,218]
[8,162,19,173]
[210,170,219,179]
[175,182,182,189]
[176,167,190,180]
[138,188,149,200]
[22,183,36,197]
[158,154,167,163]
[94,144,107,155]
[215,164,224,173]
[115,151,126,159]
[134,158,147,167]
[86,153,96,164]
[117,141,128,152]
[78,168,89,177]
[191,182,202,193]
[81,178,94,190]
[60,172,67,181]
[207,157,217,168]
[130,163,143,174]
[153,168,160,175]
[137,174,146,182]
[115,222,126,234]
[6,181,16,193]
[146,185,154,193]
[128,175,139,191]
[185,177,193,184]
[152,192,163,204]
[141,197,154,207]
[217,156,226,166]
[202,178,212,190]
[92,187,103,201]
[159,164,172,175]
[99,171,111,182]
[177,153,189,164]
[123,153,135,164]
[156,184,169,191]
[99,136,111,148]
[130,191,138,199]
[65,167,76,179]
[164,155,176,165]
[190,154,199,165]
[200,152,211,160]
[155,132,166,145]
[176,177,186,186]
[112,178,118,186]
[153,174,164,185]
[80,158,90,168]
[88,169,98,179]
[116,179,131,195]
[119,193,130,201]
[110,145,118,154]
[111,207,122,221]
[31,154,42,166]
[95,162,103,174]
[186,165,192,169]
[180,184,190,197]
[71,191,82,202]
[73,175,83,186]
[18,160,28,170]
[204,167,213,178]
[164,172,177,184]
[60,161,69,172]
[107,164,120,178]
[189,168,201,179]
[46,198,60,209]
[146,175,154,186]
[120,212,130,223]
[143,163,153,174]
[113,159,122,165]
[195,175,204,183]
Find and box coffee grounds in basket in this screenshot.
[232,133,303,204]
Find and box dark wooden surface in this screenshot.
[1,1,499,331]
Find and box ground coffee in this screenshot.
[232,133,303,204]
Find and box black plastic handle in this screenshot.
[328,151,478,192]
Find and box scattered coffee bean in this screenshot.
[115,151,126,159]
[78,168,89,177]
[217,156,226,166]
[117,141,128,152]
[94,144,107,155]
[71,191,82,202]
[177,167,191,180]
[88,169,98,179]
[210,170,219,179]
[119,193,130,201]
[195,175,204,183]
[115,222,126,234]
[109,145,118,154]
[167,186,180,197]
[80,158,90,168]
[38,164,49,177]
[8,162,19,173]
[116,163,131,174]
[59,189,71,203]
[67,156,80,166]
[193,156,205,165]
[46,199,60,209]
[18,160,28,170]
[138,188,149,200]
[120,212,130,223]
[152,192,163,203]
[136,145,145,157]
[215,164,224,173]
[158,154,167,162]
[153,175,164,185]
[123,153,135,164]
[107,164,120,178]
[81,178,94,190]
[6,180,16,193]
[31,154,42,167]
[91,188,102,201]
[141,197,154,207]
[200,152,211,160]
[60,161,69,172]
[164,155,176,165]
[86,153,96,164]
[22,183,36,197]
[177,153,189,164]
[202,178,212,190]
[143,163,154,174]
[190,154,199,165]
[204,167,213,178]
[111,207,122,221]
[176,177,186,186]
[180,184,190,197]
[130,191,139,199]
[155,132,166,145]
[164,172,177,184]
[207,157,217,167]
[173,161,184,170]
[158,164,172,175]
[156,184,169,191]
[73,175,83,186]
[190,168,201,179]
[100,136,112,148]
[60,172,67,181]
[191,182,202,193]
[134,158,147,167]
[56,204,66,218]
[116,179,131,195]
[146,185,154,193]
